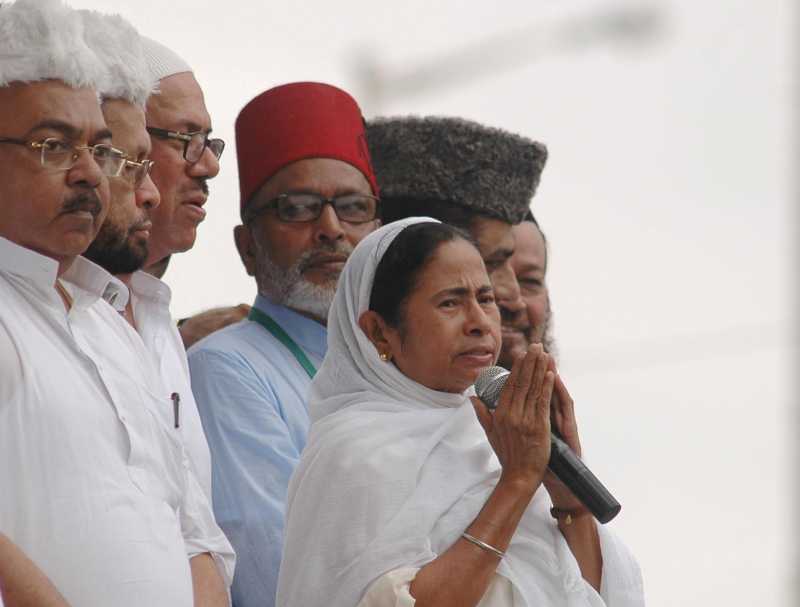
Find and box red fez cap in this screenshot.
[235,82,378,212]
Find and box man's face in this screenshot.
[84,99,160,275]
[0,81,111,264]
[234,158,379,321]
[469,215,528,364]
[145,72,218,266]
[499,220,550,367]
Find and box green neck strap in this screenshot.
[248,307,317,379]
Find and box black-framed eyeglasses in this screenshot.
[0,136,127,176]
[245,192,380,225]
[146,126,225,163]
[118,157,155,188]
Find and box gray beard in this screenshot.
[255,246,346,323]
[540,304,558,362]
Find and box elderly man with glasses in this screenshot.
[140,38,250,351]
[140,38,224,273]
[77,14,239,587]
[187,82,381,607]
[78,36,231,504]
[0,2,233,606]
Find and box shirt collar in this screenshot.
[0,236,60,291]
[0,236,128,311]
[129,270,172,306]
[254,294,327,359]
[61,256,129,311]
[0,237,128,311]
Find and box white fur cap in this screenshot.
[141,36,192,82]
[79,10,156,107]
[0,0,105,89]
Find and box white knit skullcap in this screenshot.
[79,10,156,107]
[0,0,105,89]
[141,36,192,83]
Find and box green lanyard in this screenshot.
[248,307,317,379]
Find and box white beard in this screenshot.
[281,278,336,322]
[255,246,346,322]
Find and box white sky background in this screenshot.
[71,0,797,604]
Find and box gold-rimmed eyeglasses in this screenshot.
[118,157,156,188]
[0,136,127,176]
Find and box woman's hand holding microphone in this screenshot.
[472,343,555,495]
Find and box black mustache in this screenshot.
[61,191,102,216]
[199,180,209,196]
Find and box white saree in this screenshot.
[276,218,644,607]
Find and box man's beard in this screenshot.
[498,298,558,368]
[540,304,558,362]
[255,242,353,322]
[84,222,148,275]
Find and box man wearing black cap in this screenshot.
[366,116,547,357]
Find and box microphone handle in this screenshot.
[548,435,621,524]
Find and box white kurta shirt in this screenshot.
[0,237,234,607]
[126,270,213,500]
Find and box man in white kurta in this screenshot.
[126,271,214,496]
[0,238,234,606]
[0,2,233,605]
[79,12,215,500]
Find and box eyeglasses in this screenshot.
[0,136,127,176]
[118,157,155,188]
[245,193,380,224]
[146,126,225,163]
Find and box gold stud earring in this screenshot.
[380,352,390,362]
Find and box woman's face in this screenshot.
[383,238,502,393]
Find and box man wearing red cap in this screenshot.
[187,82,380,607]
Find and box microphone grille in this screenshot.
[474,366,510,409]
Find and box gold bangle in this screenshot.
[549,506,590,526]
[461,532,505,559]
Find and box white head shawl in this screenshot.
[277,218,644,607]
[0,0,105,89]
[78,10,156,107]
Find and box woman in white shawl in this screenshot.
[277,218,643,607]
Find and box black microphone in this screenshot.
[475,366,621,524]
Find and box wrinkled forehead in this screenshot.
[145,72,211,132]
[0,80,107,139]
[102,99,150,159]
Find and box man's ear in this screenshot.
[233,224,257,277]
[358,310,394,357]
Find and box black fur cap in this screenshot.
[366,116,547,224]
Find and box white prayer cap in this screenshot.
[141,36,192,83]
[0,0,105,89]
[78,10,156,107]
